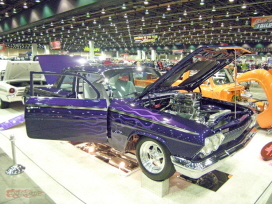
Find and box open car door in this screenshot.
[25,72,108,143]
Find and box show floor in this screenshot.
[0,102,272,204]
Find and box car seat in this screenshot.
[114,79,136,98]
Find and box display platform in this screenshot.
[0,102,272,204]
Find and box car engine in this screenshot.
[145,92,234,128]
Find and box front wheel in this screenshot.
[136,137,176,181]
[0,99,10,109]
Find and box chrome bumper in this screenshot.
[4,95,23,102]
[171,127,257,179]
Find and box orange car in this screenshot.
[135,68,248,103]
[174,68,246,102]
[237,69,271,129]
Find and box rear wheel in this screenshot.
[136,137,176,181]
[0,99,10,109]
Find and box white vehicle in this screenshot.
[0,61,44,109]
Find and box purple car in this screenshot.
[25,46,257,181]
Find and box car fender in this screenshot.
[127,130,169,149]
[237,69,272,128]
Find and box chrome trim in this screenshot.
[110,108,198,135]
[171,127,256,179]
[26,104,107,111]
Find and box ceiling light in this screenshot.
[0,0,4,5]
[229,0,234,2]
[141,16,145,21]
[93,20,97,24]
[253,10,258,15]
[86,12,90,18]
[200,0,205,6]
[167,5,171,11]
[179,17,182,22]
[5,12,9,17]
[162,13,166,18]
[158,20,161,24]
[144,0,148,5]
[241,3,246,9]
[122,3,126,9]
[236,16,239,21]
[199,15,202,20]
[226,11,229,17]
[13,8,17,13]
[145,9,149,15]
[35,0,40,2]
[50,22,53,26]
[210,18,213,23]
[124,13,127,18]
[101,8,105,14]
[212,6,216,12]
[183,10,187,16]
[23,2,28,8]
[191,21,194,25]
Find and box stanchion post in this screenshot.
[5,135,25,175]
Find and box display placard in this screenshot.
[261,142,272,161]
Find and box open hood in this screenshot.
[4,61,43,82]
[136,45,251,100]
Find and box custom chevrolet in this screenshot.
[24,46,257,181]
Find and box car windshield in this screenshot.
[104,68,160,98]
[212,69,234,85]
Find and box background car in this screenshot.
[237,69,271,129]
[0,61,45,109]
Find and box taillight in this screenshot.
[9,88,15,93]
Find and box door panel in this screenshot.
[25,97,108,143]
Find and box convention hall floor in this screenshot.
[0,101,272,204]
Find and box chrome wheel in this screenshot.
[139,141,165,174]
[136,137,176,181]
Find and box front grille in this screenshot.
[222,120,250,144]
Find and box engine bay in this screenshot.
[142,92,247,128]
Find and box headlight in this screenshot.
[198,133,225,157]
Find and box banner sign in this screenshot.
[0,44,6,51]
[83,47,101,55]
[251,16,272,29]
[172,50,183,54]
[134,34,158,43]
[94,48,101,55]
[50,41,61,49]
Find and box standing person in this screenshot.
[157,60,163,70]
